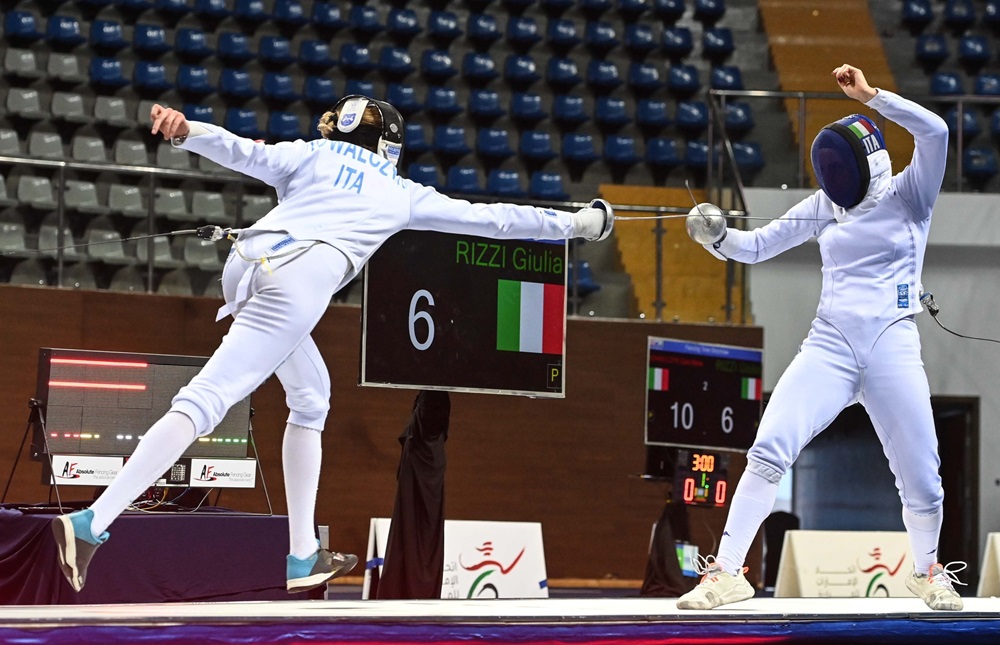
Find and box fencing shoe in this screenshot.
[906,562,966,610]
[51,509,109,592]
[676,556,754,610]
[287,548,358,593]
[572,198,615,241]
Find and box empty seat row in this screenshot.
[915,34,996,70]
[902,0,1000,33]
[930,71,1000,96]
[3,258,223,297]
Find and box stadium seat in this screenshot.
[587,60,623,93]
[653,0,685,23]
[958,36,991,71]
[9,260,48,287]
[16,176,57,209]
[620,0,649,19]
[224,108,261,139]
[96,97,132,127]
[429,11,463,45]
[262,73,299,103]
[685,140,711,171]
[114,138,149,165]
[902,0,934,33]
[989,108,1000,138]
[547,19,581,51]
[90,19,127,52]
[469,89,506,121]
[268,112,304,141]
[0,213,28,255]
[133,62,171,93]
[133,24,169,57]
[313,2,347,32]
[510,92,548,125]
[636,98,671,131]
[63,264,99,290]
[646,137,681,168]
[433,126,472,157]
[233,0,269,23]
[529,172,569,200]
[193,0,229,19]
[445,166,482,194]
[463,52,500,84]
[943,0,975,33]
[567,261,600,296]
[273,0,307,27]
[520,131,558,161]
[562,133,600,165]
[46,15,86,48]
[177,65,212,96]
[0,129,20,155]
[130,223,177,267]
[963,147,999,184]
[487,169,526,197]
[350,5,384,40]
[108,184,145,217]
[916,34,949,68]
[241,194,276,221]
[595,96,631,128]
[341,43,375,76]
[725,101,755,136]
[300,40,335,71]
[176,28,213,60]
[468,13,502,48]
[218,33,254,65]
[553,95,590,127]
[379,47,415,79]
[154,188,192,220]
[183,104,215,123]
[733,141,764,174]
[504,55,541,87]
[220,69,256,99]
[662,26,694,60]
[71,135,107,162]
[625,24,657,58]
[387,9,421,43]
[28,132,63,159]
[604,136,641,167]
[64,180,108,215]
[183,237,224,270]
[676,100,709,135]
[5,11,43,45]
[930,72,964,96]
[508,16,542,50]
[668,64,701,97]
[694,0,726,26]
[974,73,1000,96]
[629,63,663,93]
[476,128,515,161]
[579,0,613,19]
[157,270,194,296]
[584,21,619,55]
[345,79,375,97]
[426,87,463,117]
[944,107,981,142]
[3,49,42,80]
[7,88,45,119]
[156,145,190,170]
[421,50,458,82]
[156,0,190,16]
[703,27,735,62]
[408,163,440,188]
[986,0,1000,31]
[47,54,87,83]
[711,65,744,91]
[260,36,295,67]
[547,57,582,91]
[386,84,422,116]
[38,214,78,260]
[109,267,145,294]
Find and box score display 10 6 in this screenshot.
[676,449,730,506]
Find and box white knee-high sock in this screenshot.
[89,412,197,539]
[283,423,322,559]
[903,506,943,573]
[716,469,779,575]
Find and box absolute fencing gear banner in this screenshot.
[811,114,886,209]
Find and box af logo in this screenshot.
[59,462,81,479]
[195,465,217,482]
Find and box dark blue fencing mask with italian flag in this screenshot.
[810,114,887,209]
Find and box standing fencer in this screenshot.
[677,64,963,611]
[50,96,614,594]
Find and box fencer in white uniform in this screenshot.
[50,96,614,594]
[677,65,964,611]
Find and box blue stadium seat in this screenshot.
[386,84,422,116]
[304,77,337,106]
[619,0,649,20]
[487,169,526,197]
[585,21,619,55]
[916,34,949,68]
[378,47,414,79]
[943,0,975,33]
[219,69,256,99]
[553,95,590,127]
[991,108,1000,138]
[653,0,685,23]
[300,40,335,71]
[529,172,569,200]
[350,5,384,39]
[930,72,964,96]
[4,11,42,44]
[218,33,254,65]
[629,63,663,93]
[703,27,735,62]
[685,140,711,171]
[733,142,764,174]
[567,261,601,296]
[433,126,472,157]
[156,0,188,13]
[233,0,269,23]
[725,101,755,136]
[625,24,657,57]
[90,58,129,89]
[193,0,228,18]
[563,133,600,165]
[510,92,548,125]
[958,36,991,71]
[422,50,458,82]
[711,65,744,90]
[387,9,421,42]
[405,123,431,155]
[587,60,623,93]
[605,135,641,167]
[262,72,299,103]
[176,28,212,60]
[268,112,304,141]
[408,164,440,189]
[341,44,375,76]
[694,0,726,26]
[667,64,701,97]
[646,137,681,168]
[273,0,307,27]
[469,89,506,121]
[595,96,631,128]
[662,27,694,60]
[547,19,581,51]
[974,73,1000,96]
[547,57,582,91]
[183,104,215,123]
[986,0,1000,31]
[426,87,463,117]
[344,79,375,96]
[47,16,86,48]
[541,0,576,16]
[676,100,709,135]
[429,11,463,45]
[134,61,172,92]
[463,52,500,84]
[476,128,515,161]
[90,20,127,52]
[508,16,542,50]
[520,131,558,161]
[505,55,541,87]
[963,147,999,184]
[636,98,671,131]
[944,107,981,142]
[177,65,212,97]
[133,25,170,57]
[468,14,502,48]
[902,0,934,33]
[260,36,295,67]
[579,0,614,19]
[313,2,347,32]
[225,108,261,139]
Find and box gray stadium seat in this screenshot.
[191,190,227,224]
[6,88,45,119]
[95,97,132,127]
[154,188,191,220]
[47,54,87,83]
[15,176,56,208]
[0,212,28,255]
[83,217,128,263]
[130,221,179,267]
[63,180,108,214]
[8,259,48,286]
[109,266,147,293]
[4,48,43,79]
[108,184,145,217]
[52,93,91,124]
[38,213,82,259]
[63,263,98,290]
[114,139,148,165]
[0,129,21,155]
[137,100,158,126]
[201,272,223,298]
[182,237,223,270]
[198,155,229,174]
[0,174,17,207]
[71,135,107,162]
[155,143,191,169]
[241,194,275,222]
[157,269,194,296]
[27,131,63,159]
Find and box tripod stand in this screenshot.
[1,398,66,512]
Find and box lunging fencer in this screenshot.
[678,64,963,611]
[50,96,614,594]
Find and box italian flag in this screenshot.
[496,279,565,354]
[648,367,669,391]
[741,377,762,400]
[847,118,875,140]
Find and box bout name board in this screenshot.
[362,230,567,397]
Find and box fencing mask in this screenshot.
[810,114,890,210]
[328,95,405,167]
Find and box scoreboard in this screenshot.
[361,230,568,397]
